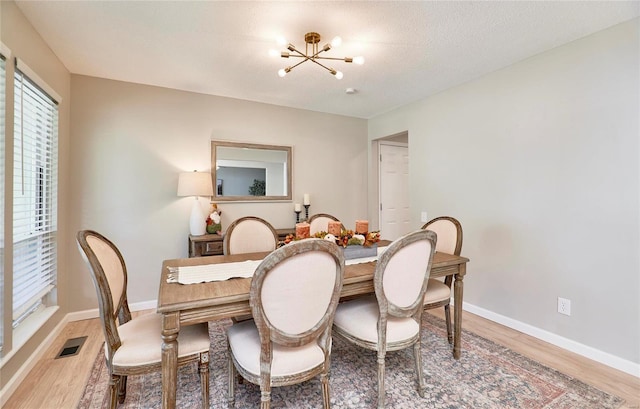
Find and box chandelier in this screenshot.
[276,32,364,80]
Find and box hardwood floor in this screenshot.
[4,309,639,408]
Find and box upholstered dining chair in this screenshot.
[308,213,343,235]
[227,239,345,409]
[223,216,279,255]
[76,230,210,409]
[421,216,463,344]
[333,229,437,408]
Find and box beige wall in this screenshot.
[68,76,368,310]
[368,19,640,366]
[2,0,367,390]
[0,0,71,390]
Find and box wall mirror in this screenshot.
[211,140,292,202]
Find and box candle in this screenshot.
[303,193,310,205]
[355,220,369,234]
[294,203,301,212]
[295,222,310,239]
[328,221,342,236]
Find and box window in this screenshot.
[12,61,58,329]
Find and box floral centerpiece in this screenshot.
[282,228,381,260]
[313,229,380,247]
[283,229,380,246]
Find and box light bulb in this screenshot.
[353,56,365,65]
[334,71,344,80]
[278,68,287,78]
[331,36,342,47]
[276,36,287,46]
[268,49,279,58]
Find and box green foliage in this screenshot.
[248,179,266,196]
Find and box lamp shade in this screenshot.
[177,171,214,197]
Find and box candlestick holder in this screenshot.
[304,204,310,221]
[295,210,302,223]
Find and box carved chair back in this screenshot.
[223,216,279,255]
[76,230,132,363]
[251,238,345,354]
[421,216,462,255]
[375,229,437,330]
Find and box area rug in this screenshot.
[78,314,624,408]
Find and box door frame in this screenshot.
[373,133,409,235]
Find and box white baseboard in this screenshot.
[0,313,69,407]
[66,299,158,322]
[463,302,640,378]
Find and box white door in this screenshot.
[379,143,410,240]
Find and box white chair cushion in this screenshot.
[228,220,276,254]
[382,240,430,308]
[86,235,125,315]
[261,251,336,334]
[423,279,451,304]
[333,296,419,344]
[426,219,457,254]
[110,313,210,367]
[227,320,325,377]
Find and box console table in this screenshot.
[188,228,295,257]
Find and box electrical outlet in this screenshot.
[558,297,571,316]
[421,211,428,223]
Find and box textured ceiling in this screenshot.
[15,1,639,119]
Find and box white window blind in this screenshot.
[12,60,58,328]
[0,52,6,350]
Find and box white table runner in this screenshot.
[167,246,388,284]
[167,260,262,284]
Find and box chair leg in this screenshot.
[444,304,453,344]
[377,354,386,409]
[199,352,210,409]
[260,388,271,409]
[108,374,120,409]
[413,341,426,398]
[117,375,127,404]
[443,276,454,344]
[227,353,236,407]
[320,371,331,409]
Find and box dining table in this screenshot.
[157,245,469,409]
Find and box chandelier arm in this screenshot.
[308,58,335,73]
[309,47,331,61]
[284,48,327,61]
[287,47,307,58]
[288,58,311,70]
[314,56,353,62]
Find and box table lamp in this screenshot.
[177,171,214,236]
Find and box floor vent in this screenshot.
[55,336,88,359]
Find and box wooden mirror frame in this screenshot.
[211,140,292,202]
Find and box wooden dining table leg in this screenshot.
[162,313,180,409]
[453,263,466,359]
